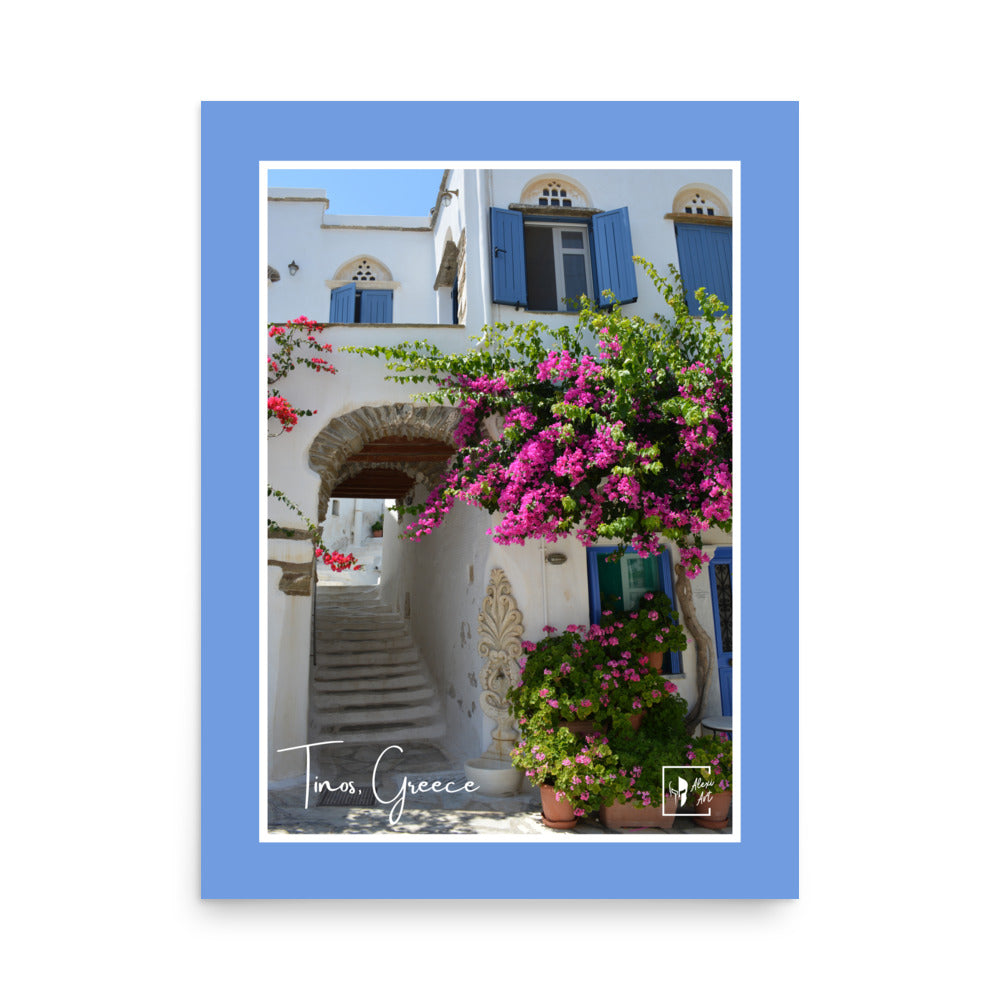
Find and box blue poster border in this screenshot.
[201,101,798,899]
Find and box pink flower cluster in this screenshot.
[392,321,730,577]
[267,395,298,432]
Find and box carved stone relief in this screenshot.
[476,567,524,758]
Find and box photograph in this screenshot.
[264,166,737,840]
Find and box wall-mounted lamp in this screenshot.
[545,552,568,566]
[287,260,300,276]
[440,189,460,207]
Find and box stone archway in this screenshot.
[308,403,461,520]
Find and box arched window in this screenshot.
[325,256,400,323]
[667,184,733,316]
[519,175,591,209]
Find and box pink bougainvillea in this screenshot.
[346,260,731,575]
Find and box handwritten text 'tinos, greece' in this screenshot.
[276,741,479,825]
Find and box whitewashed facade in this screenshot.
[267,169,734,782]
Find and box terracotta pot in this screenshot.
[599,795,677,831]
[629,712,644,732]
[691,790,732,829]
[539,784,578,829]
[563,719,602,737]
[371,530,383,537]
[644,650,664,673]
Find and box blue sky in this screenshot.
[267,168,444,216]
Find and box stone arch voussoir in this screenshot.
[308,404,461,521]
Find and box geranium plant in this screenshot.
[600,726,689,811]
[509,719,622,818]
[684,734,734,794]
[603,590,687,657]
[508,621,688,734]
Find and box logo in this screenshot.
[662,766,723,818]
[672,774,689,808]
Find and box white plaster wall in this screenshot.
[267,555,313,781]
[381,497,497,764]
[268,192,438,325]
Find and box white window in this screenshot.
[523,222,594,312]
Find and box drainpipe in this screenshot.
[481,169,500,329]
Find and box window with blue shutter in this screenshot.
[591,207,638,306]
[675,223,732,316]
[490,205,637,312]
[359,289,393,323]
[490,207,527,306]
[329,284,394,323]
[329,283,355,323]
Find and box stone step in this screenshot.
[310,588,445,748]
[313,663,426,682]
[311,634,413,652]
[315,671,429,693]
[313,627,411,641]
[322,701,443,726]
[316,605,402,623]
[313,686,437,710]
[314,648,422,667]
[314,720,447,744]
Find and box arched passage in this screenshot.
[307,404,461,521]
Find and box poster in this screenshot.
[202,101,798,898]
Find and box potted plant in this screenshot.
[684,734,733,829]
[370,517,384,538]
[597,702,690,831]
[509,718,621,829]
[509,622,687,737]
[605,591,686,673]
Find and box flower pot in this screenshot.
[371,530,383,538]
[629,712,644,732]
[563,719,602,737]
[539,784,578,829]
[599,795,677,831]
[644,650,664,673]
[691,790,732,829]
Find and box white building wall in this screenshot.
[267,555,313,781]
[268,190,439,325]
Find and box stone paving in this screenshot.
[267,738,732,837]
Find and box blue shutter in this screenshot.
[709,546,733,716]
[591,207,638,306]
[359,289,393,323]
[490,207,527,306]
[329,283,356,323]
[675,224,732,315]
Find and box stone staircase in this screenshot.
[310,585,446,745]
